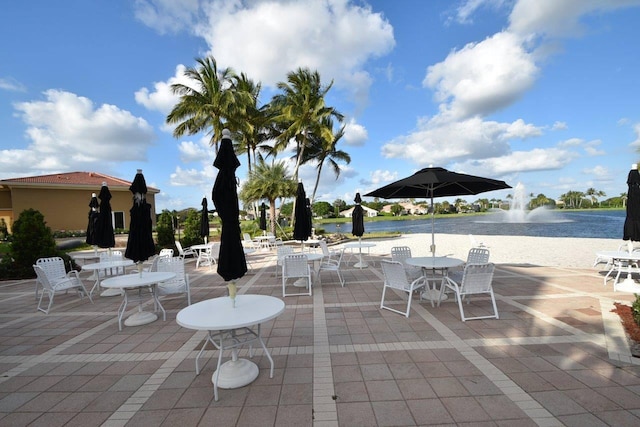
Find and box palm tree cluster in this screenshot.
[167,56,351,219]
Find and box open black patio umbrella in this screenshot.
[85,192,99,246]
[259,202,267,233]
[365,166,511,255]
[94,183,116,249]
[293,182,311,243]
[352,193,365,239]
[200,196,210,243]
[212,130,247,283]
[125,169,156,265]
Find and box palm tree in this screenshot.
[230,73,273,174]
[270,67,344,180]
[300,118,351,203]
[167,56,237,153]
[240,159,297,235]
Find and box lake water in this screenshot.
[317,210,625,239]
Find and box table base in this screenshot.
[616,277,640,293]
[421,288,448,302]
[101,288,122,297]
[353,261,368,268]
[124,310,158,326]
[212,359,259,388]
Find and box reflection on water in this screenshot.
[318,210,625,239]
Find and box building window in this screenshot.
[113,211,125,230]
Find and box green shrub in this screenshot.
[632,294,640,325]
[181,209,202,247]
[0,209,76,279]
[156,211,176,251]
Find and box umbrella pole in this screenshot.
[430,192,435,257]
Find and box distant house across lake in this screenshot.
[340,205,378,218]
[0,171,160,234]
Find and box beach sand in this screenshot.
[337,233,625,268]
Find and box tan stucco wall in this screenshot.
[8,187,157,233]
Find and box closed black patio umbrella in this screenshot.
[125,169,156,265]
[365,166,510,255]
[85,193,99,246]
[200,197,210,244]
[352,193,365,239]
[293,182,311,243]
[623,165,640,243]
[259,202,267,233]
[212,130,247,283]
[94,183,116,249]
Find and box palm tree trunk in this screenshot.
[269,199,277,236]
[311,159,325,204]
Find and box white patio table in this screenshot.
[176,294,285,401]
[81,259,134,297]
[344,241,376,268]
[406,256,464,304]
[101,271,175,331]
[595,250,640,292]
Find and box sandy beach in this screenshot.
[336,233,625,268]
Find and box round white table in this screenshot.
[81,259,134,297]
[595,250,640,291]
[406,256,464,303]
[70,250,104,265]
[176,294,285,401]
[101,271,175,331]
[344,241,376,268]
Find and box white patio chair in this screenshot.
[175,240,197,260]
[276,246,295,278]
[380,260,427,318]
[196,242,219,269]
[439,262,498,322]
[390,246,422,281]
[318,240,340,261]
[99,250,125,277]
[448,247,490,284]
[159,248,174,257]
[33,257,92,314]
[243,233,258,250]
[318,248,345,287]
[282,254,312,297]
[266,232,282,249]
[156,256,191,306]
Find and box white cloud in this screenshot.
[453,0,509,24]
[2,90,154,178]
[509,0,640,38]
[455,147,578,176]
[424,31,539,120]
[551,121,567,130]
[178,137,215,163]
[584,139,605,156]
[558,137,583,148]
[0,77,26,92]
[135,64,187,114]
[381,116,542,166]
[631,123,640,148]
[582,165,609,179]
[297,162,357,202]
[360,169,398,187]
[342,118,368,146]
[136,0,394,107]
[133,0,200,34]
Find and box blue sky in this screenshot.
[2,0,640,212]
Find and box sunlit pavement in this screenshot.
[1,247,640,426]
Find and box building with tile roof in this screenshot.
[0,172,160,234]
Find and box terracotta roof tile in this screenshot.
[0,171,159,192]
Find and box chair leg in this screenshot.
[37,290,54,315]
[456,292,467,321]
[404,291,412,318]
[489,290,499,320]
